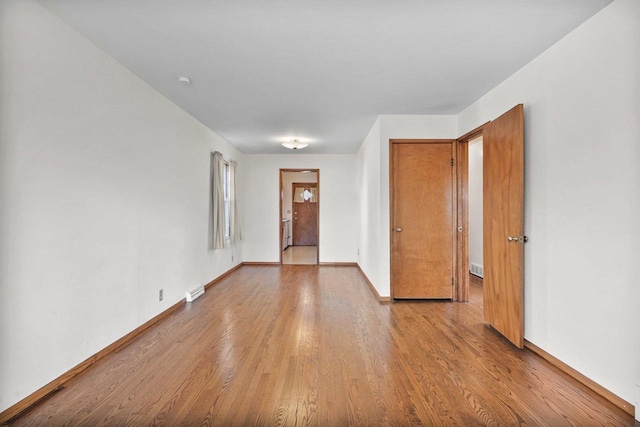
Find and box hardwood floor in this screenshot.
[12,266,633,426]
[469,273,483,288]
[282,246,318,265]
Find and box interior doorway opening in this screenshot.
[455,127,486,302]
[456,104,524,348]
[468,135,484,287]
[279,169,319,265]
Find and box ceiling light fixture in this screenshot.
[178,76,192,85]
[282,139,308,150]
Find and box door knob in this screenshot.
[395,227,402,232]
[507,236,517,242]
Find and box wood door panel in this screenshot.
[392,142,454,299]
[483,104,524,348]
[292,183,318,246]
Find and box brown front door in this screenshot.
[292,183,318,246]
[391,141,455,299]
[483,104,525,348]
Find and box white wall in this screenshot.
[458,0,640,407]
[282,172,317,246]
[468,136,483,275]
[356,118,382,289]
[357,115,457,296]
[0,0,243,412]
[243,155,357,263]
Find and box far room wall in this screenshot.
[243,154,358,263]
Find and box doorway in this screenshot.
[454,134,484,299]
[280,169,319,265]
[456,104,525,348]
[468,136,484,285]
[292,182,318,246]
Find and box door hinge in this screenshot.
[451,158,454,166]
[452,277,455,286]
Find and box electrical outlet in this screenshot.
[357,249,360,255]
[159,289,163,301]
[231,255,234,262]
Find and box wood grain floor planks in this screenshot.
[11,266,634,426]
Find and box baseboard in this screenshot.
[356,263,391,302]
[242,262,281,266]
[0,265,241,425]
[204,263,242,290]
[243,262,356,267]
[524,340,634,417]
[0,300,183,424]
[319,262,357,266]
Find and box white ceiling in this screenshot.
[37,0,612,154]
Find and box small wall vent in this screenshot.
[186,286,205,302]
[470,263,484,278]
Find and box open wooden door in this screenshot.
[483,104,525,348]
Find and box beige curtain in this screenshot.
[211,151,225,249]
[229,160,242,243]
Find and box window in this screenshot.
[212,151,240,249]
[210,151,242,249]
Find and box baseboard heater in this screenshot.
[186,286,205,302]
[470,263,484,278]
